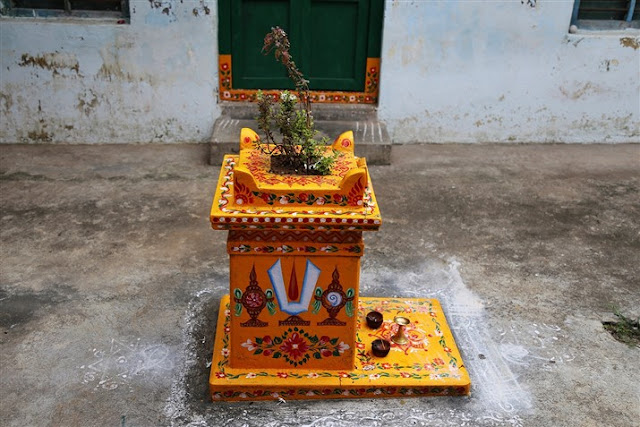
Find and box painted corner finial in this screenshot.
[240,128,259,150]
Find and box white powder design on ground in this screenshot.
[165,259,572,426]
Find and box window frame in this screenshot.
[571,0,640,30]
[0,0,129,19]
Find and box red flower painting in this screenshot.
[279,332,309,361]
[243,329,349,367]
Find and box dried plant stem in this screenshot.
[262,27,311,128]
[254,27,337,175]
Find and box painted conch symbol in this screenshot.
[268,259,321,326]
[312,267,355,326]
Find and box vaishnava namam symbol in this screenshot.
[268,259,321,326]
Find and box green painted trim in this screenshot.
[367,0,384,57]
[218,0,231,54]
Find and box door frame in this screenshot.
[217,0,384,104]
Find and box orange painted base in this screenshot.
[210,296,471,401]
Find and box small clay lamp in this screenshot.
[366,311,383,329]
[371,339,391,357]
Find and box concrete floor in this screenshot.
[1,143,639,427]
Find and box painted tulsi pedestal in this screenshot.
[209,128,470,400]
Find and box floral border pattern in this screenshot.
[240,328,350,367]
[249,180,365,207]
[212,385,468,400]
[229,244,362,255]
[228,230,362,244]
[251,190,362,207]
[218,55,380,105]
[211,157,381,230]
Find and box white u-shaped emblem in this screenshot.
[267,259,321,315]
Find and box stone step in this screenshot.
[209,104,391,166]
[216,101,379,121]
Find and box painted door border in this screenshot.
[218,0,383,105]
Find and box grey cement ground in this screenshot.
[1,143,639,427]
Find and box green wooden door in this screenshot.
[222,0,383,91]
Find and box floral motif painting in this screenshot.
[241,328,350,367]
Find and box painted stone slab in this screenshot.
[210,296,471,401]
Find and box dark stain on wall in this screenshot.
[193,0,210,16]
[27,130,53,142]
[77,90,100,116]
[0,92,13,112]
[19,53,80,74]
[620,37,639,50]
[148,0,178,22]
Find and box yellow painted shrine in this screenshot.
[209,129,470,400]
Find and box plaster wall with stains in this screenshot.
[1,0,638,145]
[378,0,640,143]
[0,0,219,144]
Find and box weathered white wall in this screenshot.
[378,1,640,143]
[0,1,219,143]
[2,1,638,144]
